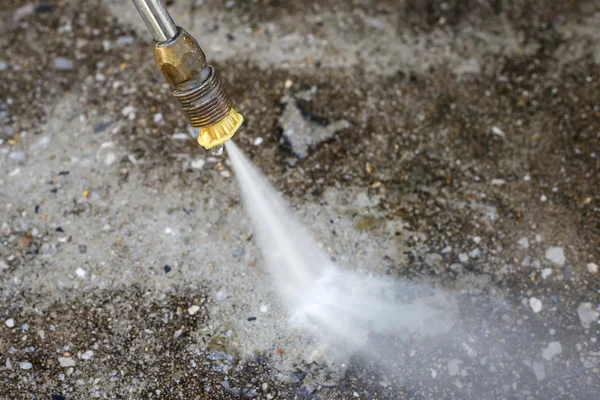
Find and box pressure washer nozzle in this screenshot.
[151,26,243,149]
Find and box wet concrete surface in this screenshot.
[1,0,599,399]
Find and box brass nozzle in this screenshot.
[153,28,243,149]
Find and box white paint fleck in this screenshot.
[529,297,543,313]
[545,247,565,266]
[188,305,200,315]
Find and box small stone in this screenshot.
[220,170,231,178]
[518,237,529,249]
[105,153,117,165]
[253,137,264,146]
[115,36,135,46]
[5,318,15,328]
[121,106,136,119]
[163,265,171,273]
[577,302,600,329]
[284,79,294,88]
[491,179,505,186]
[8,152,25,161]
[529,297,542,313]
[188,305,200,315]
[53,57,74,70]
[260,305,268,313]
[532,361,545,380]
[38,330,45,340]
[81,350,94,360]
[173,329,183,338]
[75,268,86,278]
[542,342,562,361]
[458,253,468,263]
[191,159,205,170]
[540,194,547,202]
[165,227,173,235]
[431,368,437,378]
[587,262,598,274]
[20,361,33,370]
[468,248,481,258]
[448,359,463,376]
[491,126,505,138]
[58,357,76,367]
[153,113,163,123]
[0,61,7,71]
[541,268,552,279]
[545,247,565,266]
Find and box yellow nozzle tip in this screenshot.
[197,109,244,149]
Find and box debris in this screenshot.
[5,318,15,328]
[468,248,481,258]
[587,262,598,274]
[53,57,74,71]
[518,237,529,249]
[75,268,86,278]
[20,361,33,370]
[532,361,545,380]
[105,153,117,165]
[447,359,463,376]
[81,350,94,360]
[491,126,505,138]
[253,137,264,146]
[13,3,34,21]
[221,170,231,178]
[458,253,468,263]
[542,342,562,361]
[191,159,205,170]
[165,227,173,235]
[577,302,599,329]
[491,179,505,186]
[58,357,76,367]
[284,79,294,88]
[541,268,552,279]
[529,297,542,313]
[260,305,268,313]
[248,317,257,321]
[188,305,200,315]
[430,368,437,378]
[545,247,565,266]
[163,265,171,273]
[540,194,547,202]
[153,113,163,123]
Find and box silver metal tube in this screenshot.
[131,0,177,43]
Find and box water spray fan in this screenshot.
[131,0,243,153]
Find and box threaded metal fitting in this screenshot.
[153,27,233,128]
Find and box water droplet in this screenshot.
[211,144,224,156]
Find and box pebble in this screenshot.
[172,133,190,140]
[430,368,437,378]
[75,268,86,278]
[518,237,529,249]
[577,302,600,329]
[541,268,552,279]
[8,152,25,161]
[458,253,468,263]
[221,170,231,178]
[81,350,94,360]
[191,159,205,170]
[447,359,463,376]
[0,60,7,71]
[188,305,200,315]
[540,194,547,202]
[165,227,173,235]
[115,36,135,46]
[13,3,34,21]
[468,248,481,258]
[529,297,542,313]
[19,361,33,370]
[173,329,183,338]
[587,262,598,274]
[532,361,545,380]
[542,342,562,361]
[153,113,163,123]
[545,247,565,266]
[105,153,117,165]
[58,357,76,367]
[491,179,505,186]
[491,126,505,138]
[121,106,136,119]
[5,318,15,328]
[260,305,268,313]
[53,57,74,70]
[253,137,264,146]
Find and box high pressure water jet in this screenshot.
[131,0,243,155]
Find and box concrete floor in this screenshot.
[1,0,599,399]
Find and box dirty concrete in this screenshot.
[1,0,599,399]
